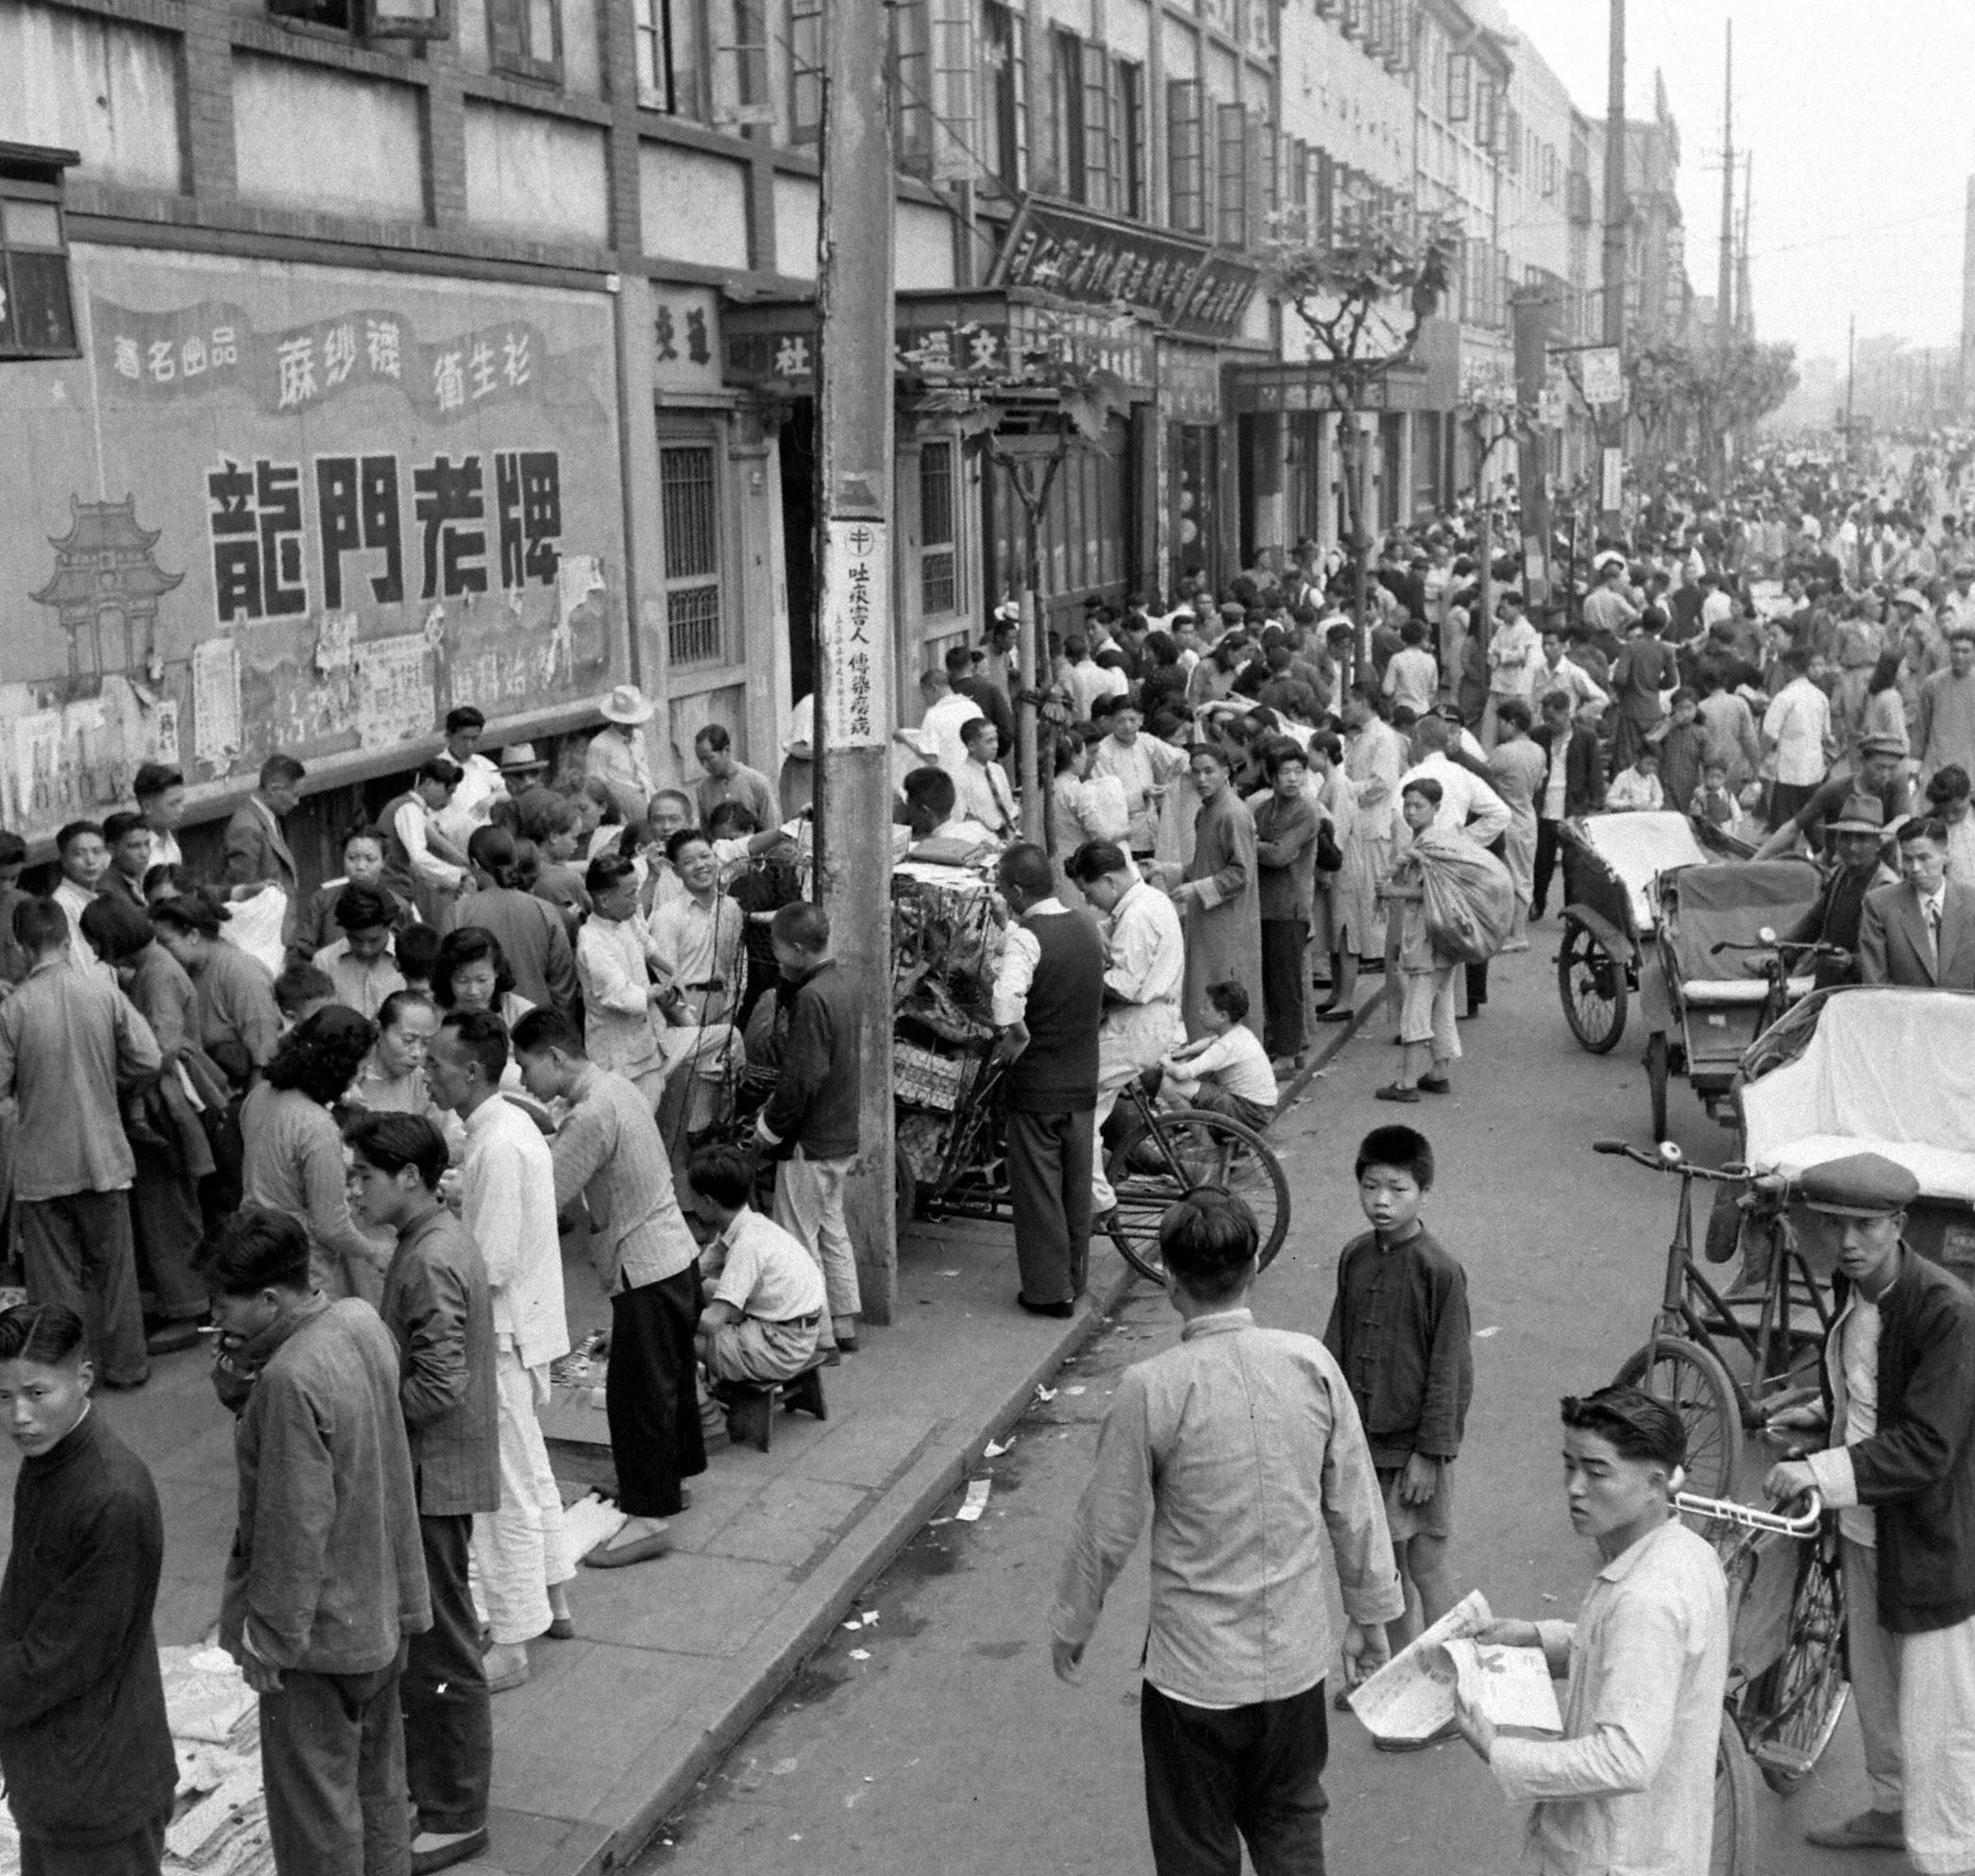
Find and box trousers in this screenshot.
[401,1513,490,1836]
[19,1817,165,1876]
[473,1345,577,1646]
[1139,1677,1330,1876]
[1259,920,1309,1060]
[773,1149,861,1338]
[606,1269,706,1519]
[259,1657,410,1876]
[1533,817,1562,918]
[19,1190,147,1386]
[1844,1538,1904,1816]
[1005,1106,1094,1308]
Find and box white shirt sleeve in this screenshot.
[394,801,464,887]
[991,923,1042,1027]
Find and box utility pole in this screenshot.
[1599,0,1627,528]
[811,0,897,1322]
[1735,154,1754,339]
[1716,21,1734,362]
[1845,312,1857,458]
[1600,0,1627,352]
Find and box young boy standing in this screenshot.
[1324,1124,1472,1745]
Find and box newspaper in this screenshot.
[1345,1590,1562,1743]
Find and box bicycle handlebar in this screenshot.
[1674,1489,1824,1538]
[1708,937,1849,959]
[1592,1140,1751,1182]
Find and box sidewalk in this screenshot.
[0,995,1369,1876]
[0,1217,1137,1876]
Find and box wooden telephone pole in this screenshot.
[811,0,897,1321]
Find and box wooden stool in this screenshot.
[716,1353,830,1454]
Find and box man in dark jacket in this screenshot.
[350,1114,500,1876]
[1531,692,1606,921]
[1767,1154,1975,1867]
[755,903,863,1354]
[991,843,1105,1317]
[0,1302,176,1876]
[207,1206,431,1876]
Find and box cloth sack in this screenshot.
[1414,827,1514,963]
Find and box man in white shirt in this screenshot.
[426,1010,574,1695]
[1400,719,1512,847]
[50,820,108,968]
[1763,648,1832,826]
[954,718,1018,837]
[432,705,507,850]
[649,831,748,1026]
[585,685,656,824]
[688,1141,825,1386]
[1456,1387,1728,1876]
[1581,562,1641,640]
[1067,843,1185,1223]
[1382,621,1439,717]
[1482,593,1544,750]
[1537,626,1608,714]
[917,668,986,780]
[1064,634,1129,721]
[132,762,187,873]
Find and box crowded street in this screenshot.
[645,952,1894,1876]
[8,0,1975,1872]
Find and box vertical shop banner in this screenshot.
[0,245,626,837]
[818,519,889,751]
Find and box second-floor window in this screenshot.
[1168,79,1206,235]
[0,182,76,361]
[982,1,1028,194]
[488,0,561,83]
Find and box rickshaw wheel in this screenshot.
[1558,919,1629,1054]
[1613,1337,1740,1499]
[1104,1112,1290,1285]
[1748,1543,1849,1795]
[1646,1032,1671,1142]
[1713,1711,1759,1876]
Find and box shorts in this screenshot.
[1398,967,1460,1061]
[1377,1458,1454,1544]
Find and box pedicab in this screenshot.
[1554,810,1713,1054]
[885,857,1292,1284]
[1640,857,1827,1141]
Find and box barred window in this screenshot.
[920,441,957,617]
[659,442,725,667]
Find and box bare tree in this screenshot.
[1269,206,1461,672]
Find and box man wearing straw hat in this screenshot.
[585,684,657,823]
[1780,794,1901,989]
[1766,1153,1975,1868]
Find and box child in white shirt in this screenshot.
[1158,981,1276,1130]
[1606,751,1665,814]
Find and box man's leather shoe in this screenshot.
[1804,1811,1904,1851]
[411,1828,489,1874]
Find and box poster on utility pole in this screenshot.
[818,518,890,752]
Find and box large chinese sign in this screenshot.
[0,245,625,840]
[988,202,1258,341]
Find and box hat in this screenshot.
[498,741,545,773]
[1828,794,1888,834]
[1858,733,1906,760]
[1799,1151,1918,1218]
[599,684,654,725]
[1893,587,1930,612]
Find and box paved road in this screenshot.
[644,939,1883,1876]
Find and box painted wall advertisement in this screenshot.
[0,244,626,840]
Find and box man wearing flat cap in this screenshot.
[1754,733,1912,863]
[1766,1153,1975,1868]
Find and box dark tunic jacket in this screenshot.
[0,1410,177,1845]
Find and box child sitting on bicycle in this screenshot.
[1155,980,1274,1131]
[1324,1124,1472,1743]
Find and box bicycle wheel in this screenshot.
[1713,1711,1759,1876]
[1105,1111,1290,1284]
[1747,1540,1850,1795]
[1559,919,1629,1054]
[1613,1337,1741,1500]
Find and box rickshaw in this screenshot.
[1555,811,1713,1054]
[1641,858,1827,1141]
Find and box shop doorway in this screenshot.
[778,397,817,704]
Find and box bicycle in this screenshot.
[1677,1487,1849,1876]
[1594,1139,1836,1498]
[915,1058,1291,1285]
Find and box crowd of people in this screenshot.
[0,691,870,1875]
